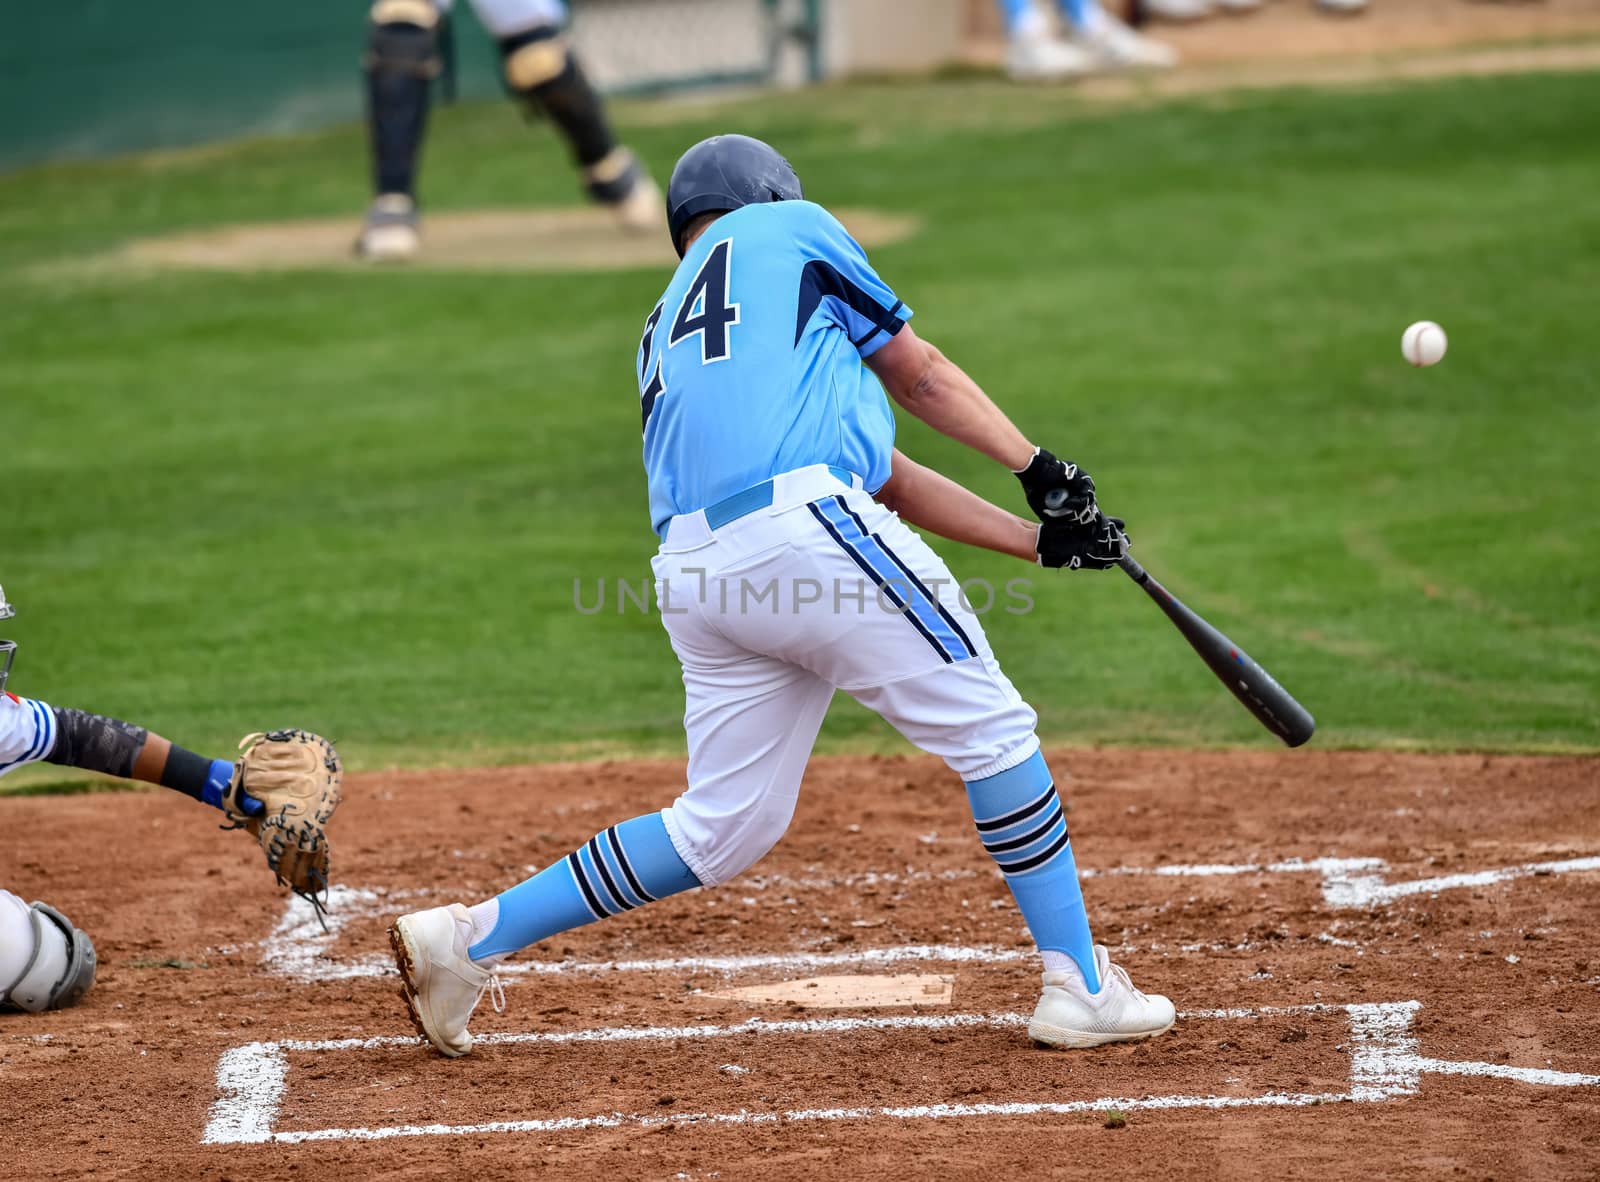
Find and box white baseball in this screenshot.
[1401,320,1447,367]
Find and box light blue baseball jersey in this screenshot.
[637,200,912,536]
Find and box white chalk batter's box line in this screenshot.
[202,1001,1600,1146]
[261,853,1600,982]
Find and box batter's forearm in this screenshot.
[876,451,1038,562]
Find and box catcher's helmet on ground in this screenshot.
[666,134,803,257]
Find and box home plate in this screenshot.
[704,974,954,1009]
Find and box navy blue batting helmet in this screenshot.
[666,134,803,257]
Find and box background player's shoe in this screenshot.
[610,171,666,234]
[1143,0,1216,21]
[584,148,666,234]
[355,193,421,261]
[1027,945,1176,1049]
[1074,9,1179,70]
[389,904,503,1058]
[1006,29,1097,80]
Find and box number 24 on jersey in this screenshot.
[638,238,740,429]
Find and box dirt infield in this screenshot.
[2,748,1597,1178]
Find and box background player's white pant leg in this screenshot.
[463,0,568,37]
[654,554,836,884]
[0,694,57,778]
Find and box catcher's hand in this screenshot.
[223,729,343,925]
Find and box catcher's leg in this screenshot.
[358,0,443,259]
[0,889,97,1013]
[476,0,664,230]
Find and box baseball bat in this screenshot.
[1118,552,1315,747]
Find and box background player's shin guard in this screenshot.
[468,812,701,961]
[364,0,442,198]
[498,25,640,204]
[966,750,1101,992]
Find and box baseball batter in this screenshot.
[357,0,662,259]
[391,135,1175,1056]
[0,584,342,1013]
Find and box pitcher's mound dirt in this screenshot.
[107,206,921,274]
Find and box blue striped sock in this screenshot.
[966,750,1100,991]
[468,812,701,961]
[997,0,1039,31]
[1056,0,1092,29]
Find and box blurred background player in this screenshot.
[357,0,663,260]
[0,583,266,1014]
[1001,0,1178,78]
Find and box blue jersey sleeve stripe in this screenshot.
[794,261,907,348]
[849,301,909,351]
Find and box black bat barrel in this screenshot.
[1119,554,1316,748]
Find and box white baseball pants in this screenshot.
[436,0,567,38]
[653,466,1041,886]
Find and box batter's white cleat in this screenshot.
[1074,9,1179,70]
[1028,945,1176,1049]
[355,193,421,261]
[1006,30,1098,81]
[390,904,504,1058]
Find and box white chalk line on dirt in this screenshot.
[262,854,1600,982]
[202,1000,1600,1146]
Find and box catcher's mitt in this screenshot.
[224,729,343,926]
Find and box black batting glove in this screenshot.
[1036,512,1130,571]
[1015,447,1099,527]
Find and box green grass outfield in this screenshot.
[3,69,1597,777]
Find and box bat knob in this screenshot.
[1043,489,1068,511]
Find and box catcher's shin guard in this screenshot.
[0,896,97,1013]
[500,26,621,182]
[364,0,443,198]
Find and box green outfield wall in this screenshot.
[3,2,508,171]
[3,1,817,172]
